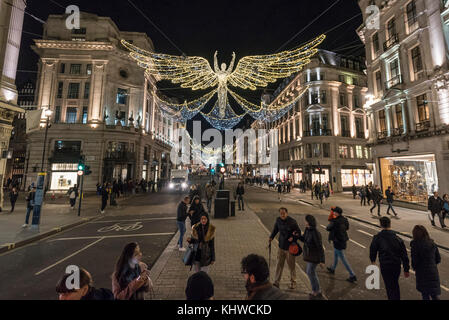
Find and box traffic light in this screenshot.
[78,161,85,171]
[84,165,92,176]
[211,168,215,175]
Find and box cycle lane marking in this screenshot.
[49,232,175,241]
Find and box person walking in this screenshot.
[314,181,320,200]
[360,185,367,206]
[428,192,445,228]
[68,185,78,210]
[369,217,410,300]
[176,196,190,251]
[277,181,283,202]
[241,254,288,300]
[365,184,372,206]
[411,225,441,300]
[205,183,215,214]
[311,181,315,200]
[236,182,245,211]
[112,242,152,300]
[442,194,449,227]
[385,186,398,217]
[269,207,301,290]
[352,184,357,200]
[188,195,206,226]
[100,183,108,214]
[370,185,383,217]
[22,186,36,228]
[326,207,357,283]
[298,215,325,300]
[9,187,18,213]
[188,212,215,273]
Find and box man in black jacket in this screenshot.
[326,207,357,283]
[370,185,383,216]
[269,207,301,289]
[235,182,245,211]
[177,196,190,251]
[369,217,410,300]
[241,254,288,300]
[428,192,445,228]
[385,186,398,217]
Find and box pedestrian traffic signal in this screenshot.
[78,162,85,171]
[84,165,92,176]
[211,168,215,175]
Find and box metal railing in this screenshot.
[385,74,402,89]
[341,130,351,137]
[377,130,388,140]
[415,120,430,132]
[383,33,399,51]
[303,129,332,137]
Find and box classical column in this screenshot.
[406,97,416,134]
[385,106,392,136]
[401,101,407,134]
[331,87,339,136]
[37,59,57,112]
[89,60,108,123]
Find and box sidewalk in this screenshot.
[251,184,449,251]
[0,192,138,254]
[149,203,311,300]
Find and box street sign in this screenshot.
[220,167,226,174]
[77,170,84,176]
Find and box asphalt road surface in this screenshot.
[244,185,449,300]
[0,191,183,300]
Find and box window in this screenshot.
[304,115,310,131]
[82,107,88,124]
[119,111,126,126]
[416,94,430,122]
[411,46,423,79]
[387,18,396,38]
[306,144,312,158]
[117,88,128,105]
[353,95,360,108]
[55,106,61,123]
[339,145,349,158]
[323,143,330,158]
[390,59,400,79]
[353,77,358,86]
[355,117,364,138]
[356,145,363,159]
[70,64,82,75]
[339,75,345,83]
[311,92,319,104]
[372,32,380,54]
[340,115,349,136]
[86,64,92,75]
[67,83,80,99]
[339,93,346,106]
[310,72,318,81]
[84,82,90,99]
[60,63,65,74]
[320,90,327,104]
[396,105,403,128]
[72,28,86,35]
[57,82,63,99]
[375,70,382,94]
[378,109,387,132]
[322,113,329,131]
[66,107,77,124]
[350,146,354,158]
[319,73,325,81]
[406,1,418,33]
[313,143,321,158]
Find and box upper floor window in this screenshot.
[353,95,360,108]
[320,90,327,104]
[82,106,88,124]
[72,28,86,35]
[66,107,77,124]
[387,18,397,39]
[378,109,387,132]
[57,82,64,99]
[86,64,92,75]
[70,64,82,75]
[339,74,345,83]
[310,73,318,81]
[339,93,346,106]
[406,1,418,34]
[67,83,80,99]
[372,32,380,55]
[411,46,423,80]
[339,145,349,158]
[59,63,66,74]
[55,106,61,124]
[84,82,90,99]
[396,104,403,128]
[416,94,430,122]
[340,115,350,137]
[116,88,128,105]
[375,70,382,94]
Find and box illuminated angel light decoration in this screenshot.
[121,34,325,127]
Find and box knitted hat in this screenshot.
[185,271,214,300]
[333,206,343,215]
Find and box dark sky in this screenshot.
[17,0,364,129]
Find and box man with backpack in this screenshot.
[369,217,410,300]
[326,206,357,283]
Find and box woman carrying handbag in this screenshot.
[187,212,215,273]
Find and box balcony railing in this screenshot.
[377,130,388,140]
[385,74,402,89]
[392,127,404,136]
[341,130,351,137]
[383,33,399,51]
[303,129,332,137]
[415,120,431,132]
[356,131,365,139]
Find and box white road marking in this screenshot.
[49,232,175,241]
[297,200,313,207]
[88,217,176,224]
[35,237,105,276]
[358,229,374,237]
[349,239,366,249]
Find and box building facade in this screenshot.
[358,0,449,206]
[0,0,26,207]
[251,50,373,192]
[26,12,176,192]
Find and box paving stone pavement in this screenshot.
[149,204,311,300]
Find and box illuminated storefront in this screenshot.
[293,169,303,184]
[311,168,330,184]
[50,163,79,191]
[341,168,373,188]
[379,154,438,205]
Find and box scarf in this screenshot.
[245,280,272,300]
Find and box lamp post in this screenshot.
[41,108,53,172]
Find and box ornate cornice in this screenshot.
[35,40,114,51]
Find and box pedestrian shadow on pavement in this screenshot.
[323,273,359,300]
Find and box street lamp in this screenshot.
[41,108,53,172]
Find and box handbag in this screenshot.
[289,241,302,256]
[183,243,198,266]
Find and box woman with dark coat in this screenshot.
[112,242,152,300]
[188,212,215,273]
[188,195,206,226]
[298,215,325,300]
[410,225,441,300]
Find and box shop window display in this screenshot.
[379,155,438,205]
[341,169,373,187]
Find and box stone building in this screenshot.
[0,0,26,207]
[251,50,373,192]
[357,0,449,206]
[25,12,176,192]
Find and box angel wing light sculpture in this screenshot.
[121,34,325,122]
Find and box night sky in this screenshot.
[17,0,364,130]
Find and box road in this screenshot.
[0,191,183,300]
[244,184,449,300]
